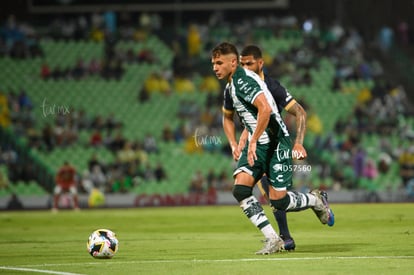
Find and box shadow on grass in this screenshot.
[292,242,366,253]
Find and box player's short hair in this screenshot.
[240,45,262,59]
[211,42,239,59]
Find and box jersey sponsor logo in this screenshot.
[276,174,284,182]
[237,79,247,90]
[237,77,258,102]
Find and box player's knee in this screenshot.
[270,195,290,211]
[232,185,253,202]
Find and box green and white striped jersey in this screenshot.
[224,66,290,144]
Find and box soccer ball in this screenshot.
[87,229,119,259]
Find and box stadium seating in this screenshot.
[0,29,408,199]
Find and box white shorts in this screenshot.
[54,185,77,195]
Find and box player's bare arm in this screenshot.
[248,93,271,166]
[286,100,307,159]
[222,108,239,161]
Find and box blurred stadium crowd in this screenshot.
[1,10,414,206]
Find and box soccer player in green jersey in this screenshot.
[211,42,334,255]
[238,45,307,251]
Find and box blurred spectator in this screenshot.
[216,170,232,191]
[206,169,217,190]
[363,159,378,180]
[352,147,366,180]
[406,179,414,199]
[137,48,157,64]
[154,162,167,182]
[396,19,409,46]
[306,110,323,136]
[87,153,105,173]
[104,10,117,35]
[0,91,10,127]
[143,72,171,95]
[293,69,312,86]
[88,58,101,75]
[134,141,149,165]
[184,134,203,154]
[117,142,136,163]
[331,76,342,92]
[143,133,158,154]
[0,168,9,189]
[42,123,56,151]
[102,129,114,148]
[54,122,78,147]
[1,145,18,165]
[189,170,205,194]
[142,163,155,181]
[106,162,123,191]
[173,123,187,143]
[105,113,122,132]
[2,15,43,59]
[51,65,64,80]
[378,25,394,52]
[399,146,414,187]
[82,165,107,192]
[90,26,105,42]
[72,58,86,80]
[199,74,220,93]
[138,86,150,103]
[90,130,103,147]
[378,152,392,174]
[162,124,174,142]
[7,193,23,210]
[187,24,201,57]
[177,99,199,118]
[41,62,51,80]
[174,76,196,94]
[71,109,91,130]
[91,115,106,131]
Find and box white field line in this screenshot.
[3,255,413,269]
[0,266,86,275]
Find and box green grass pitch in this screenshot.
[1,203,413,275]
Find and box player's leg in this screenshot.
[69,185,80,210]
[268,138,334,226]
[270,188,334,224]
[233,173,283,254]
[233,145,284,254]
[258,176,295,250]
[52,185,61,211]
